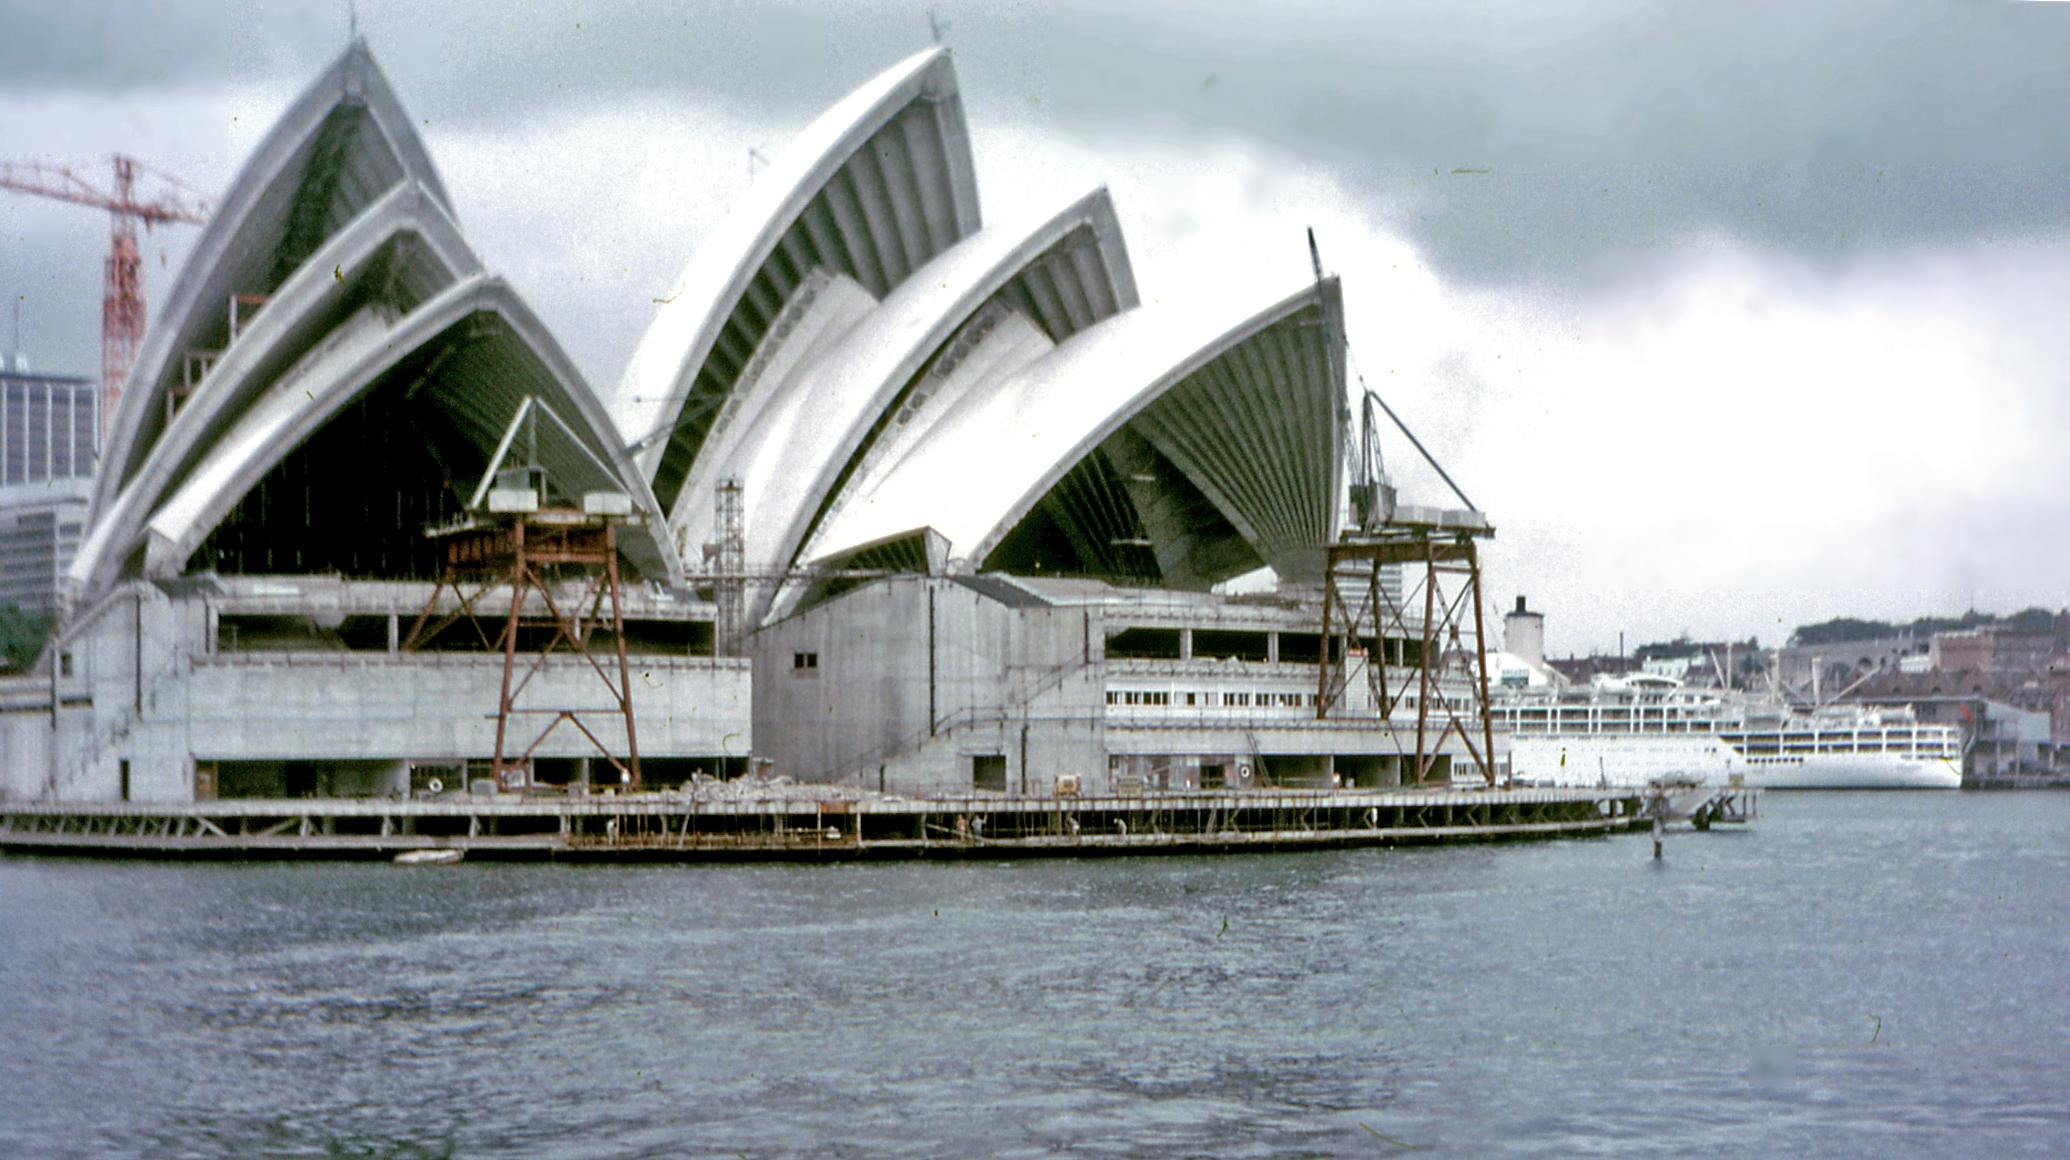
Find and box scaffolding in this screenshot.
[1316,518,1498,787]
[401,511,642,792]
[712,477,746,656]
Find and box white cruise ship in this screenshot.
[1496,674,1963,790]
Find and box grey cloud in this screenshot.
[6,0,2067,293]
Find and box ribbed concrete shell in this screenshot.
[92,40,449,525]
[64,41,680,602]
[673,187,1137,623]
[804,279,1345,587]
[137,275,677,584]
[793,188,1137,569]
[613,46,981,512]
[69,182,480,596]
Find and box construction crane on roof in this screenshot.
[0,154,211,438]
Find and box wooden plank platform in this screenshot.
[0,786,1656,862]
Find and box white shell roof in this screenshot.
[805,277,1345,584]
[70,181,480,595]
[795,188,1137,565]
[92,39,450,527]
[68,43,677,601]
[671,186,1137,609]
[613,46,981,510]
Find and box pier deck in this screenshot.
[0,786,1660,861]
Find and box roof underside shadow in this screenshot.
[142,279,676,586]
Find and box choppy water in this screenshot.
[2,791,2066,1157]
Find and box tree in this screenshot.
[1789,617,1894,647]
[2002,607,2058,635]
[0,605,51,673]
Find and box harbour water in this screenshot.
[2,792,2065,1157]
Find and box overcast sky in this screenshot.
[4,0,2067,655]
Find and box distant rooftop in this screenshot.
[0,363,91,385]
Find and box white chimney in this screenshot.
[1505,595,1545,669]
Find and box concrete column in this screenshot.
[1178,627,1193,661]
[1267,632,1280,664]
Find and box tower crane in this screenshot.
[0,154,210,438]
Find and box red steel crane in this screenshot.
[0,154,210,438]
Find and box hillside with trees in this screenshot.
[1788,608,2062,647]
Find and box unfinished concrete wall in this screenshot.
[860,686,1108,797]
[1,580,752,804]
[0,698,57,801]
[751,576,1104,794]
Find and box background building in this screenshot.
[0,363,96,615]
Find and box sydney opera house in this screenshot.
[0,41,1481,805]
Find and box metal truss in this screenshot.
[1315,529,1498,786]
[402,514,641,790]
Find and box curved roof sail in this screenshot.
[667,188,1137,623]
[802,278,1345,591]
[66,42,680,604]
[93,39,450,524]
[794,187,1136,566]
[612,46,981,512]
[71,182,479,596]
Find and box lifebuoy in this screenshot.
[426,776,444,794]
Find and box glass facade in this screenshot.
[0,372,97,612]
[0,373,97,487]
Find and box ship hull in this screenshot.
[1508,736,1962,790]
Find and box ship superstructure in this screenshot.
[1498,674,1963,789]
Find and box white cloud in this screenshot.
[422,97,799,390]
[951,117,2070,653]
[0,87,266,374]
[1456,238,2070,652]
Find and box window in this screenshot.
[972,754,1006,791]
[792,651,819,676]
[1106,691,1119,706]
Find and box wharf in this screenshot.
[0,786,1659,862]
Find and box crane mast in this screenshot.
[0,154,209,438]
